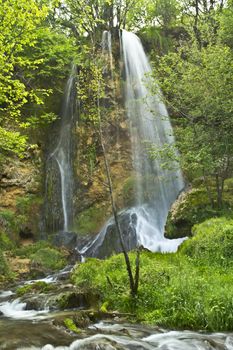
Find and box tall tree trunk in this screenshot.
[97,84,138,297]
[193,0,201,46]
[202,169,215,208]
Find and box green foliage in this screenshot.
[30,247,66,271]
[0,0,76,162]
[181,218,233,266]
[154,43,233,205]
[72,246,233,331]
[14,240,52,258]
[0,127,28,158]
[219,0,233,48]
[0,0,48,158]
[0,232,15,251]
[0,249,10,277]
[0,210,19,237]
[16,281,54,296]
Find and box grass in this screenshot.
[71,216,233,331]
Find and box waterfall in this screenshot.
[44,65,76,233]
[79,30,186,258]
[121,30,185,252]
[102,30,113,74]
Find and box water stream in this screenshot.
[1,267,233,349]
[44,65,76,233]
[1,286,233,350]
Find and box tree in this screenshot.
[0,0,47,157]
[0,0,77,161]
[154,43,233,208]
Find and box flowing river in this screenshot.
[1,270,233,350]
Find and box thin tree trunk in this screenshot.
[215,174,223,209]
[202,169,214,208]
[97,84,137,297]
[134,249,140,296]
[193,0,201,46]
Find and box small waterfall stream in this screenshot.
[44,65,76,233]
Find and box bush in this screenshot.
[0,249,10,278]
[14,240,51,258]
[181,217,233,266]
[30,247,66,271]
[0,232,15,250]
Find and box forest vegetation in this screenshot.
[1,0,233,331]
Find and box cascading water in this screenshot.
[121,30,185,252]
[79,31,186,258]
[44,65,76,233]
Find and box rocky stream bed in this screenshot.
[1,266,233,350]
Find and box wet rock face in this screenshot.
[52,231,78,250]
[84,211,138,259]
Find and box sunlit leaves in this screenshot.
[154,43,233,192]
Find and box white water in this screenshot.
[47,65,76,232]
[14,329,233,350]
[121,30,185,252]
[0,298,48,320]
[80,31,186,257]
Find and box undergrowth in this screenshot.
[72,217,233,331]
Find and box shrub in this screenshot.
[30,247,66,271]
[180,217,233,266]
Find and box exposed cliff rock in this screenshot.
[0,155,42,241]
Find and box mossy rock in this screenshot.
[165,187,221,239]
[0,249,10,279]
[73,205,107,235]
[30,247,67,272]
[122,176,137,207]
[16,281,54,296]
[57,291,99,310]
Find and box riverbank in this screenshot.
[1,216,233,339]
[71,217,233,332]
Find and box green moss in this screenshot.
[165,186,233,238]
[30,247,66,271]
[16,281,54,296]
[74,205,106,235]
[122,176,137,206]
[64,318,81,334]
[16,194,43,238]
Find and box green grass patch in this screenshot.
[72,217,233,331]
[181,217,233,266]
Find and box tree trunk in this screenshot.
[202,170,215,208]
[215,174,223,209]
[97,84,138,297]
